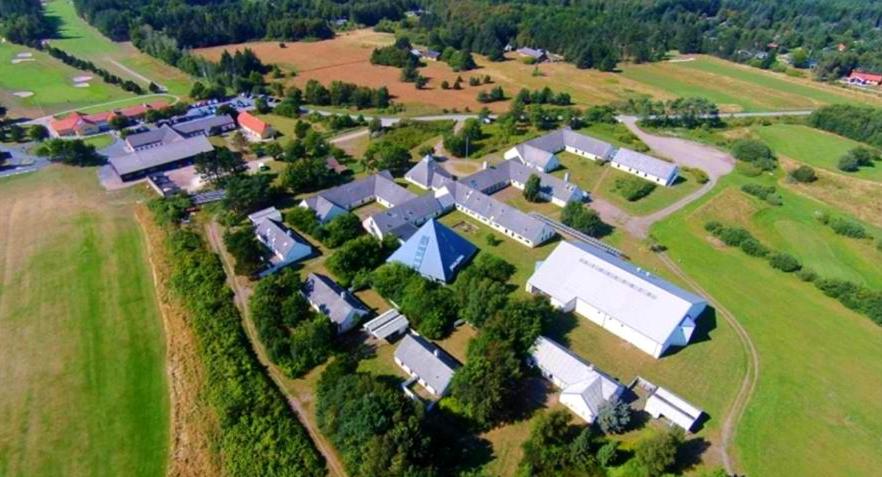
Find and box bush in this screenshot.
[789,165,817,183]
[731,139,777,171]
[838,147,879,172]
[561,201,613,238]
[704,221,723,233]
[717,226,754,247]
[613,177,656,201]
[769,252,801,272]
[796,268,818,282]
[829,217,868,239]
[739,238,770,257]
[595,398,631,434]
[740,183,782,205]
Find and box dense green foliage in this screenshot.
[817,212,871,239]
[789,165,817,183]
[286,209,364,248]
[613,176,657,201]
[37,139,103,166]
[151,212,325,476]
[0,0,52,45]
[298,79,391,110]
[561,201,613,238]
[451,253,515,327]
[221,173,277,218]
[517,410,607,477]
[223,226,264,276]
[837,146,880,172]
[595,398,631,435]
[327,235,397,287]
[250,269,335,377]
[809,105,882,149]
[45,45,143,93]
[372,262,458,339]
[633,427,684,477]
[316,357,437,476]
[731,138,777,172]
[741,183,783,206]
[523,174,541,202]
[637,97,721,129]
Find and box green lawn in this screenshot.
[751,123,882,182]
[0,167,169,477]
[652,172,882,477]
[82,133,115,150]
[43,0,193,96]
[0,42,132,116]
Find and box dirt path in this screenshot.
[657,252,759,476]
[329,127,369,145]
[203,221,348,477]
[107,58,156,86]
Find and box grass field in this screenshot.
[750,123,882,182]
[653,171,882,477]
[0,42,132,117]
[43,0,193,96]
[0,167,168,477]
[197,31,882,114]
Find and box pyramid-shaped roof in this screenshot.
[386,219,477,282]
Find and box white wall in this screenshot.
[573,298,664,358]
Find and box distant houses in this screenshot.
[109,134,214,182]
[528,336,623,423]
[171,114,236,138]
[300,170,416,223]
[526,241,707,358]
[385,219,477,283]
[846,70,882,86]
[516,47,548,63]
[394,333,460,398]
[302,272,369,333]
[505,128,679,186]
[248,207,312,276]
[49,101,169,137]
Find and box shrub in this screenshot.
[739,238,770,257]
[789,165,817,183]
[731,139,777,171]
[838,147,879,172]
[796,267,818,282]
[740,183,781,205]
[877,237,882,251]
[718,226,753,246]
[829,217,868,239]
[704,221,723,233]
[769,252,801,272]
[595,398,631,434]
[485,233,501,246]
[561,202,613,238]
[613,177,656,201]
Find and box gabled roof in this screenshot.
[368,193,452,240]
[513,143,558,170]
[443,182,554,244]
[394,333,459,395]
[305,172,416,211]
[109,135,214,176]
[517,47,547,59]
[364,309,410,340]
[126,125,184,149]
[248,206,283,225]
[513,129,615,162]
[561,129,616,158]
[172,114,236,135]
[50,112,87,132]
[254,217,311,265]
[611,148,678,182]
[498,159,584,203]
[238,111,270,135]
[405,155,453,190]
[386,219,476,282]
[527,241,707,344]
[849,70,882,82]
[302,273,368,328]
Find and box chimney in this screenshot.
[482,161,488,170]
[563,172,570,183]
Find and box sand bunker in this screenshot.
[72,75,93,82]
[73,83,90,88]
[16,52,32,58]
[13,91,34,98]
[10,58,36,64]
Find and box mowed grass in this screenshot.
[621,56,882,113]
[750,123,882,182]
[0,167,169,477]
[653,172,882,476]
[0,42,132,117]
[43,0,193,96]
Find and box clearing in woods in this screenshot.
[196,30,882,114]
[0,167,169,477]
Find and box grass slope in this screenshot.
[653,172,882,476]
[0,167,169,477]
[751,123,882,182]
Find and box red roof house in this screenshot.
[49,112,101,137]
[238,111,274,140]
[847,70,882,86]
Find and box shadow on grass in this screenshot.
[662,305,717,358]
[542,310,580,347]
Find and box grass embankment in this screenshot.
[653,170,882,476]
[0,167,168,477]
[44,0,193,96]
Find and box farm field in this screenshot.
[750,123,882,182]
[0,167,169,477]
[197,31,882,115]
[653,172,882,477]
[43,0,193,96]
[0,42,132,118]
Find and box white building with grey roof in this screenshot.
[528,336,623,423]
[394,333,460,397]
[609,148,679,186]
[110,134,214,182]
[171,114,236,138]
[527,241,707,358]
[302,273,369,333]
[249,207,312,276]
[405,155,454,191]
[299,171,417,223]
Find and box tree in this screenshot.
[613,176,656,201]
[321,213,363,248]
[37,139,103,166]
[560,202,612,238]
[449,337,522,426]
[362,141,411,175]
[595,398,631,434]
[523,174,542,202]
[518,409,575,476]
[195,147,245,183]
[222,173,275,216]
[368,117,383,133]
[327,235,396,286]
[26,124,49,142]
[223,226,264,276]
[254,96,270,114]
[731,139,777,171]
[634,427,684,477]
[769,251,802,272]
[838,147,879,172]
[789,165,817,183]
[282,157,337,194]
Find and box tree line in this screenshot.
[44,45,144,94]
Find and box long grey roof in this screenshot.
[561,130,616,158]
[611,148,678,182]
[364,309,410,340]
[248,206,283,225]
[254,218,311,265]
[394,333,459,395]
[308,171,416,210]
[172,114,235,135]
[462,159,584,204]
[110,135,214,176]
[368,193,453,240]
[444,182,554,244]
[516,129,615,162]
[125,125,183,149]
[302,273,367,327]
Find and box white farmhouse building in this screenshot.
[644,385,703,432]
[528,336,623,423]
[526,241,707,358]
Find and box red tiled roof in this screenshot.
[849,71,882,83]
[83,111,115,123]
[50,112,86,132]
[238,111,269,135]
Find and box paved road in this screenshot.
[0,142,49,178]
[329,127,369,144]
